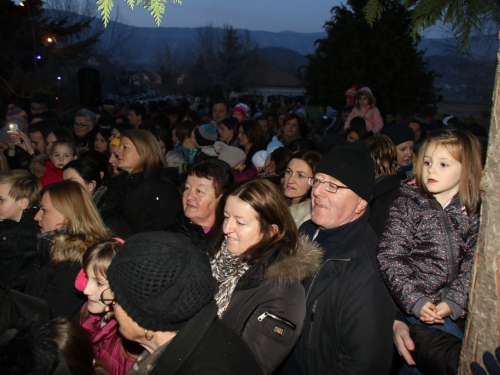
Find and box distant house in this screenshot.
[128,70,163,95]
[245,60,305,98]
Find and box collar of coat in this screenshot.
[234,235,323,291]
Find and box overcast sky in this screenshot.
[107,0,339,33]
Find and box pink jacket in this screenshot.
[344,106,384,134]
[80,306,138,375]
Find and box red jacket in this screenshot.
[80,306,138,375]
[38,160,63,187]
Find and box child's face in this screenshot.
[422,144,462,206]
[50,145,76,169]
[359,95,370,107]
[83,267,112,315]
[0,183,26,222]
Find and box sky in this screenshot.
[107,0,340,33]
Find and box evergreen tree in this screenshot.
[305,0,435,111]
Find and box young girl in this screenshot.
[377,129,482,340]
[78,239,139,375]
[38,139,77,187]
[343,87,384,134]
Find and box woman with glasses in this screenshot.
[207,179,322,374]
[73,109,99,151]
[281,150,322,228]
[24,180,110,318]
[79,239,141,375]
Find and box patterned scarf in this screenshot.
[210,242,250,318]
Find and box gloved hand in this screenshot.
[471,347,500,375]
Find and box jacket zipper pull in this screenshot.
[311,300,318,322]
[257,312,268,322]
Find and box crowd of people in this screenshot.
[0,87,491,374]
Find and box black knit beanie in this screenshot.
[107,232,216,332]
[315,144,375,202]
[382,124,415,146]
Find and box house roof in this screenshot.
[253,60,303,88]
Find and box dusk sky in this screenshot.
[107,0,341,33]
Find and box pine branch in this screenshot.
[96,0,113,27]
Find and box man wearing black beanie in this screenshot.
[281,144,395,374]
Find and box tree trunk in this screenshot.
[458,28,500,374]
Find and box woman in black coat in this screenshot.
[207,179,322,374]
[24,180,110,318]
[105,129,182,237]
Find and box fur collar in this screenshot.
[264,235,322,287]
[29,153,48,178]
[50,232,100,265]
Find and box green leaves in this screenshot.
[364,0,499,49]
[97,0,182,27]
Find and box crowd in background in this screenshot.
[0,86,491,375]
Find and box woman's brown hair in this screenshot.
[208,179,299,264]
[365,135,399,179]
[283,150,322,204]
[120,129,167,177]
[416,129,482,215]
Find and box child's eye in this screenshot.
[441,163,448,167]
[96,282,104,287]
[423,161,431,166]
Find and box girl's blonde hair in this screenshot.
[416,129,482,215]
[41,180,110,240]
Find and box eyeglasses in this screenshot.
[74,122,91,128]
[99,288,115,305]
[308,177,350,193]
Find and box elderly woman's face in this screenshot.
[182,175,219,228]
[115,136,141,173]
[223,195,263,256]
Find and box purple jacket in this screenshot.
[80,305,138,375]
[377,184,479,320]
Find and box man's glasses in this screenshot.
[308,177,350,193]
[74,122,91,128]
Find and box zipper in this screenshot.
[436,203,457,288]
[308,299,318,346]
[257,312,296,329]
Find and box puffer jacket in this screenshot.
[80,308,139,375]
[377,183,479,319]
[221,236,322,374]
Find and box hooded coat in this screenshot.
[24,230,98,318]
[221,236,322,374]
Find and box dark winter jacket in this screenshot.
[368,172,405,237]
[290,211,394,375]
[80,307,139,375]
[103,168,182,237]
[377,184,479,319]
[136,302,263,375]
[165,211,206,250]
[24,230,93,318]
[0,208,39,290]
[222,236,322,374]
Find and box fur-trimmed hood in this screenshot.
[264,234,322,287]
[38,230,100,265]
[29,153,48,178]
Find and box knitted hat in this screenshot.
[266,136,284,156]
[344,85,357,106]
[110,136,120,148]
[315,144,375,202]
[195,124,218,147]
[213,141,246,169]
[232,106,247,120]
[382,124,415,146]
[6,104,28,121]
[107,232,216,331]
[252,150,267,168]
[327,108,338,119]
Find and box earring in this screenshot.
[144,329,155,341]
